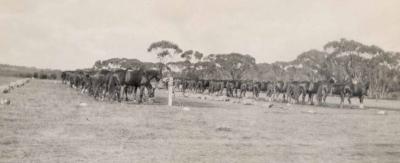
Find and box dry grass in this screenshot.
[1,79,400,163]
[0,76,20,85]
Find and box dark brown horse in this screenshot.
[143,69,162,98]
[273,81,288,102]
[326,81,370,108]
[91,69,112,100]
[286,81,303,104]
[109,68,161,103]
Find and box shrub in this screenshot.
[39,73,48,79]
[50,73,57,80]
[33,72,39,78]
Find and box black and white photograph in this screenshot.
[1,0,400,162]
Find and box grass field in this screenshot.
[1,79,400,163]
[0,76,20,85]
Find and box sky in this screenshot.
[0,0,399,70]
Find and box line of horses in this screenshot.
[60,67,370,108]
[61,67,161,103]
[173,78,370,108]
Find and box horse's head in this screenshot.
[148,70,161,81]
[146,83,155,98]
[145,69,162,88]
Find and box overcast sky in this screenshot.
[1,0,399,70]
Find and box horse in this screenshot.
[122,68,161,103]
[328,80,370,108]
[91,69,112,100]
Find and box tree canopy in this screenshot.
[211,53,256,80]
[147,40,183,59]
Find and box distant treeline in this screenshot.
[0,64,60,80]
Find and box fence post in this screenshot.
[168,76,173,106]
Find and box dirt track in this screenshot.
[1,79,400,163]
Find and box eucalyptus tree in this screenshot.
[147,40,182,76]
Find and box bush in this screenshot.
[50,73,57,80]
[33,72,39,78]
[39,73,48,79]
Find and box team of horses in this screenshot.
[61,67,161,103]
[174,78,370,108]
[61,66,370,108]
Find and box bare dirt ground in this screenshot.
[1,79,400,163]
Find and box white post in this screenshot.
[168,76,173,106]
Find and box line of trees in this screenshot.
[145,39,400,99]
[17,72,58,80]
[91,39,399,99]
[32,72,58,80]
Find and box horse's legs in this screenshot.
[272,91,277,101]
[286,92,291,103]
[94,84,101,100]
[292,94,296,104]
[270,92,274,102]
[116,87,120,102]
[80,87,85,94]
[101,85,107,101]
[138,86,145,103]
[340,94,344,108]
[124,86,129,101]
[235,89,238,97]
[317,94,322,105]
[93,87,98,100]
[106,85,112,101]
[133,87,138,101]
[117,85,124,102]
[268,91,273,102]
[323,92,327,103]
[348,96,351,105]
[310,94,315,105]
[359,96,364,109]
[283,93,287,103]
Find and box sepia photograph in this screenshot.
[1,0,400,162]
